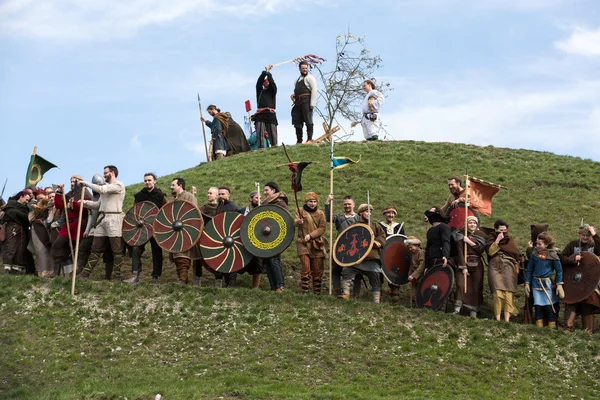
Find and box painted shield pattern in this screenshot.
[381,234,410,285]
[562,252,600,304]
[240,204,295,258]
[200,211,252,273]
[122,201,160,247]
[333,223,374,267]
[415,262,455,311]
[152,200,204,253]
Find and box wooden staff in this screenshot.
[328,136,335,295]
[255,182,261,206]
[197,94,210,163]
[463,175,470,294]
[71,184,86,295]
[61,187,75,272]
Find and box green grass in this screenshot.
[3,141,600,399]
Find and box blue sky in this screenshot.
[1,0,600,196]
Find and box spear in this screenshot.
[0,178,7,199]
[197,94,210,162]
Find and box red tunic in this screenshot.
[54,193,88,240]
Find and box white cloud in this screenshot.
[555,27,600,57]
[130,135,141,149]
[0,0,318,41]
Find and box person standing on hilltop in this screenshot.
[124,172,167,284]
[262,181,289,291]
[361,79,385,141]
[294,192,326,295]
[378,205,406,305]
[201,105,229,160]
[486,219,520,322]
[291,61,317,144]
[78,165,126,280]
[559,224,600,332]
[238,191,265,289]
[253,65,278,147]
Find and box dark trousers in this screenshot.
[535,303,559,322]
[131,237,163,278]
[264,255,284,290]
[78,235,114,279]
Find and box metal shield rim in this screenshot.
[240,204,295,258]
[199,211,253,273]
[152,200,204,253]
[333,222,375,267]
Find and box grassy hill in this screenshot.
[2,141,600,399]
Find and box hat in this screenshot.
[264,181,280,193]
[405,236,422,246]
[530,223,549,243]
[467,216,479,224]
[357,204,373,214]
[425,209,449,224]
[304,192,319,203]
[381,206,397,216]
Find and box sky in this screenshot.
[1,0,600,196]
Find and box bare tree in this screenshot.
[313,31,392,140]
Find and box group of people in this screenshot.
[200,62,385,160]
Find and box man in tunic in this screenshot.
[440,176,466,219]
[238,191,264,288]
[559,224,600,332]
[291,61,318,144]
[340,204,386,303]
[124,173,167,284]
[361,79,385,141]
[406,236,426,305]
[378,205,406,304]
[1,190,31,273]
[202,105,228,160]
[78,165,126,280]
[324,194,361,297]
[169,177,201,284]
[294,192,326,294]
[486,219,520,322]
[253,65,278,147]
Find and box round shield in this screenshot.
[381,234,410,285]
[333,223,374,267]
[448,203,478,230]
[152,200,204,253]
[415,263,455,311]
[200,212,252,273]
[240,204,295,258]
[562,252,600,304]
[122,201,160,247]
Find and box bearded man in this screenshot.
[440,176,466,219]
[291,61,317,143]
[294,192,326,294]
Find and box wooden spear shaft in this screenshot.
[197,94,210,162]
[71,186,86,295]
[464,175,469,294]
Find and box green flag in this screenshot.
[26,153,58,187]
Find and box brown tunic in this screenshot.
[294,207,326,258]
[486,233,520,293]
[454,234,486,308]
[408,249,426,280]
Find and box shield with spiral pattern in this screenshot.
[122,201,160,247]
[240,204,294,258]
[200,211,252,273]
[152,200,204,253]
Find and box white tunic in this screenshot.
[361,89,385,139]
[83,180,126,238]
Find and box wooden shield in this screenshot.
[240,204,294,258]
[562,252,600,304]
[152,200,204,253]
[448,203,477,230]
[333,223,374,267]
[381,234,410,285]
[415,263,455,311]
[122,201,160,247]
[200,212,252,273]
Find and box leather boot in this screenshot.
[123,271,140,284]
[340,294,350,300]
[535,319,544,327]
[251,274,261,289]
[225,273,237,288]
[548,321,557,329]
[372,291,381,304]
[306,124,314,142]
[300,276,310,294]
[80,251,101,279]
[112,252,123,281]
[563,310,576,332]
[333,288,341,298]
[313,278,322,295]
[295,126,303,144]
[582,315,594,332]
[174,258,189,284]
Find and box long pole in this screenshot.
[367,191,371,227]
[197,94,210,162]
[0,178,7,199]
[71,185,86,295]
[255,182,261,206]
[61,190,75,271]
[328,136,334,295]
[463,175,469,294]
